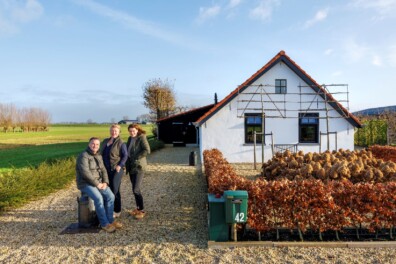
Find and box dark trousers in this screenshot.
[129,170,144,210]
[108,169,124,213]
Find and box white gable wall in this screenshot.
[199,61,356,163]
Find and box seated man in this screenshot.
[76,137,122,232]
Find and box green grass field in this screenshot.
[0,124,161,211]
[0,124,146,147]
[0,124,154,169]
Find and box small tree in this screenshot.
[142,78,176,120]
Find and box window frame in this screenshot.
[299,113,319,143]
[275,79,287,94]
[244,113,264,144]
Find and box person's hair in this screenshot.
[89,137,100,143]
[128,123,146,135]
[110,123,121,132]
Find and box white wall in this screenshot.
[199,61,356,163]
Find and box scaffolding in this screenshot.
[236,83,351,168]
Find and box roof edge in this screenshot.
[196,50,362,128]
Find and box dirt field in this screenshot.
[0,147,395,263]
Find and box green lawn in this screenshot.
[0,124,151,147]
[0,124,155,169]
[0,124,162,211]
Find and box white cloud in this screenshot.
[351,0,396,19]
[249,0,280,21]
[351,0,396,13]
[343,38,369,62]
[389,45,396,67]
[228,0,242,9]
[324,49,334,56]
[0,0,43,35]
[304,8,329,28]
[196,5,221,24]
[54,15,76,28]
[331,71,343,77]
[0,14,17,34]
[73,0,192,48]
[11,0,43,23]
[371,54,382,66]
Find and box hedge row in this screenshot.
[203,149,396,237]
[369,145,396,163]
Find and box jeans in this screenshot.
[80,185,115,227]
[108,169,124,213]
[129,170,144,210]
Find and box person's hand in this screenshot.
[97,183,107,190]
[115,165,121,172]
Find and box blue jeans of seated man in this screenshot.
[80,185,115,227]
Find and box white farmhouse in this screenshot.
[195,50,362,163]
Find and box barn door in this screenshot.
[172,122,185,146]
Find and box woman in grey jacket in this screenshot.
[126,124,151,219]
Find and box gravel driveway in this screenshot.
[0,147,395,263]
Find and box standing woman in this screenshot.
[101,124,128,218]
[126,123,151,219]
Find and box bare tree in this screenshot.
[142,78,176,120]
[173,105,195,115]
[0,103,14,132]
[0,103,51,132]
[37,108,51,131]
[9,104,19,132]
[137,113,151,123]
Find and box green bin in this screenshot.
[207,194,229,241]
[224,190,248,224]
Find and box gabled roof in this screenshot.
[156,104,215,123]
[195,50,362,128]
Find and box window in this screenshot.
[245,113,263,143]
[275,79,287,94]
[299,113,319,143]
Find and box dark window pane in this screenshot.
[299,112,319,143]
[245,113,264,143]
[275,79,287,94]
[300,126,316,142]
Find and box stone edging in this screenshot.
[208,241,396,249]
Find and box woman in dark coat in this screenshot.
[126,123,151,219]
[101,124,128,218]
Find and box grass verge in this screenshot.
[0,157,76,212]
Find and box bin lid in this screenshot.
[224,190,248,199]
[208,194,225,203]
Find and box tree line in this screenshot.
[0,103,51,132]
[354,113,396,146]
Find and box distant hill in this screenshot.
[353,105,396,116]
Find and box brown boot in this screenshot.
[102,224,116,233]
[128,209,139,216]
[111,221,123,229]
[134,210,146,219]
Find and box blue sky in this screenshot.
[1,0,396,123]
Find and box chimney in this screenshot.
[214,93,218,104]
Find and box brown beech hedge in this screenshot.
[203,148,396,237]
